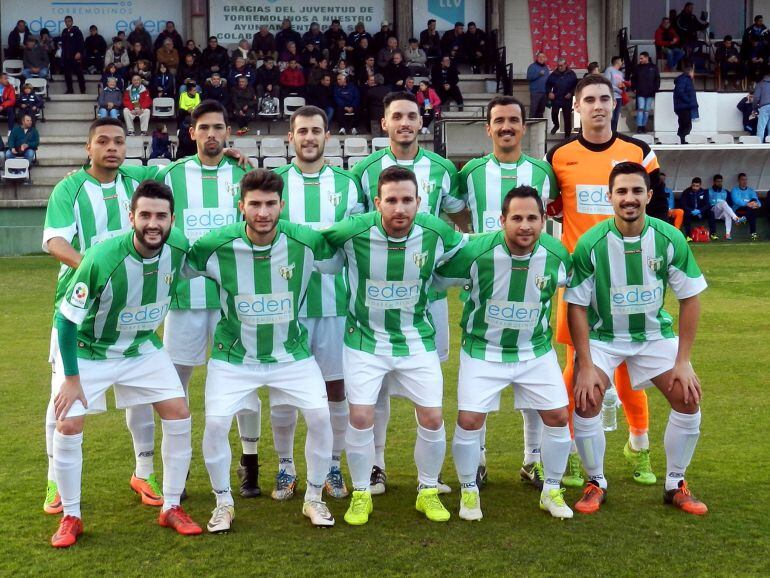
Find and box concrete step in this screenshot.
[0,183,51,201]
[43,100,97,115]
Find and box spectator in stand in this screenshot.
[276,19,301,54]
[333,73,360,134]
[181,39,202,65]
[302,42,323,72]
[325,20,348,49]
[154,21,183,52]
[303,22,326,53]
[752,69,770,142]
[306,72,335,123]
[256,57,280,99]
[403,76,418,95]
[630,51,660,133]
[307,58,331,86]
[96,76,122,119]
[177,53,200,88]
[127,20,153,54]
[585,61,600,76]
[177,79,201,122]
[252,26,277,61]
[737,92,758,134]
[156,38,180,76]
[7,20,28,59]
[0,73,17,130]
[464,22,488,73]
[674,64,698,144]
[708,173,745,240]
[153,62,176,98]
[279,41,301,68]
[101,63,125,91]
[5,113,38,162]
[373,21,394,54]
[384,52,410,90]
[660,172,684,230]
[682,177,716,240]
[17,82,43,120]
[675,2,708,54]
[404,38,428,76]
[604,56,625,131]
[128,41,153,67]
[232,39,257,67]
[432,55,463,111]
[149,124,173,160]
[38,29,58,74]
[527,52,550,119]
[229,56,255,88]
[545,59,577,136]
[104,38,130,80]
[362,74,389,134]
[353,45,376,78]
[441,22,465,59]
[349,22,372,50]
[715,35,743,89]
[357,55,377,86]
[202,73,229,108]
[22,36,50,80]
[329,37,349,67]
[60,15,86,94]
[741,15,769,81]
[377,36,402,70]
[231,75,257,135]
[122,73,152,135]
[417,79,441,134]
[84,26,107,74]
[130,59,152,87]
[279,58,306,97]
[731,172,762,240]
[333,57,354,80]
[420,19,442,64]
[201,36,229,79]
[655,17,684,71]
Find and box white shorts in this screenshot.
[51,348,185,419]
[302,316,345,381]
[589,337,679,389]
[343,346,443,407]
[204,356,328,417]
[457,349,569,413]
[428,297,450,362]
[163,309,220,366]
[49,326,58,364]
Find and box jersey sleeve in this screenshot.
[431,215,468,266]
[321,214,369,248]
[537,159,560,201]
[349,160,371,210]
[557,251,573,288]
[42,179,78,252]
[440,161,466,214]
[58,250,100,325]
[432,240,477,291]
[349,176,367,215]
[564,239,594,306]
[310,233,345,275]
[667,232,707,299]
[183,234,216,281]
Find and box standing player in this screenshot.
[565,162,708,515]
[42,118,165,514]
[434,186,573,521]
[322,166,466,525]
[269,106,365,501]
[185,169,342,531]
[351,91,468,494]
[156,100,262,498]
[49,181,201,547]
[459,95,560,489]
[546,74,664,487]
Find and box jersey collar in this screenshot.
[192,154,228,170]
[491,152,526,169]
[498,230,541,259]
[577,132,617,152]
[126,231,163,263]
[385,146,424,165]
[608,215,650,240]
[240,220,285,250]
[374,211,414,241]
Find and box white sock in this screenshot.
[271,404,297,476]
[541,424,572,494]
[202,414,233,499]
[214,488,234,507]
[125,404,155,479]
[236,402,261,455]
[629,432,650,451]
[573,413,607,489]
[478,422,487,467]
[522,408,543,465]
[724,215,733,236]
[664,409,701,491]
[328,399,348,468]
[45,398,56,482]
[173,363,195,397]
[452,424,481,490]
[160,417,192,511]
[373,386,390,470]
[346,424,374,491]
[53,430,83,519]
[415,422,446,488]
[301,407,332,489]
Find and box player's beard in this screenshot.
[135,223,172,253]
[297,143,324,164]
[200,138,225,160]
[246,215,278,240]
[618,203,643,223]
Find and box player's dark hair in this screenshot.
[131,180,174,214]
[191,99,229,127]
[502,186,545,217]
[713,173,723,180]
[609,161,651,192]
[691,177,702,184]
[377,165,418,198]
[88,117,124,141]
[290,105,328,132]
[611,55,623,65]
[738,172,747,178]
[487,95,527,124]
[383,91,419,113]
[240,168,284,200]
[575,74,614,100]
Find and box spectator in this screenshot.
[432,55,464,111]
[303,22,326,52]
[232,38,257,67]
[708,174,745,240]
[673,65,698,144]
[252,25,277,61]
[122,73,152,135]
[372,21,394,54]
[231,75,257,135]
[16,83,43,121]
[7,20,28,59]
[307,58,331,86]
[153,62,176,98]
[362,74,389,135]
[177,53,201,88]
[156,38,180,76]
[402,76,417,95]
[348,22,372,50]
[0,73,17,130]
[154,21,183,52]
[329,37,349,67]
[279,41,301,68]
[417,79,441,133]
[302,42,323,72]
[353,46,376,79]
[333,73,360,134]
[84,25,107,74]
[731,172,762,240]
[128,41,153,67]
[60,15,86,94]
[22,36,50,79]
[149,124,173,159]
[5,113,38,163]
[96,76,122,118]
[419,19,442,64]
[256,57,280,99]
[101,63,125,91]
[655,17,684,71]
[177,79,201,122]
[660,172,684,230]
[130,59,152,87]
[741,15,769,81]
[334,57,354,80]
[276,19,301,54]
[527,52,550,119]
[306,72,335,123]
[38,29,58,74]
[200,36,229,78]
[104,38,130,79]
[604,56,625,131]
[441,22,465,57]
[202,73,229,108]
[229,56,255,88]
[325,19,348,48]
[737,93,758,134]
[384,52,409,90]
[545,58,577,136]
[715,35,743,89]
[753,70,770,142]
[175,114,196,158]
[377,36,402,70]
[404,38,428,76]
[181,39,202,65]
[630,51,660,133]
[279,58,306,97]
[675,2,708,53]
[127,20,153,54]
[682,177,716,240]
[464,22,488,73]
[357,55,377,86]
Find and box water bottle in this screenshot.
[602,385,618,432]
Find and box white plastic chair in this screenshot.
[710,133,735,144]
[324,138,343,156]
[260,137,287,157]
[739,135,761,144]
[7,76,20,94]
[343,137,368,157]
[125,136,146,160]
[347,156,367,169]
[2,157,30,180]
[283,96,306,119]
[685,134,708,144]
[122,158,144,166]
[325,156,344,168]
[656,133,680,144]
[233,137,259,158]
[262,156,288,169]
[247,156,259,168]
[2,59,23,77]
[25,77,48,99]
[147,158,171,167]
[151,97,175,118]
[287,141,296,157]
[371,137,390,151]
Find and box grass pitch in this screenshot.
[1,243,769,576]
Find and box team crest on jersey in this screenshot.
[412,251,429,268]
[534,274,551,290]
[647,256,664,272]
[327,191,342,207]
[279,264,295,280]
[421,179,436,195]
[163,273,174,285]
[225,182,240,197]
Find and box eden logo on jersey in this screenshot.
[482,210,502,232]
[575,184,613,215]
[117,299,171,332]
[610,282,663,314]
[183,208,239,240]
[365,280,421,310]
[484,300,541,329]
[235,292,295,325]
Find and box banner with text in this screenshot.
[209,0,386,43]
[528,0,587,69]
[412,0,485,39]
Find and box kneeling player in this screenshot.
[565,162,708,515]
[184,169,342,531]
[50,182,201,548]
[434,186,573,520]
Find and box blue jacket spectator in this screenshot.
[333,75,360,134]
[153,65,176,98]
[526,53,549,118]
[673,67,698,143]
[730,173,762,238]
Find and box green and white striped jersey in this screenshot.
[43,165,159,312]
[184,221,342,364]
[434,231,571,362]
[564,216,707,343]
[322,211,466,356]
[351,146,465,215]
[58,229,188,360]
[459,153,559,233]
[274,162,366,318]
[157,155,248,310]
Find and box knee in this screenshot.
[457,411,485,431]
[416,408,443,430]
[156,397,190,421]
[57,417,83,435]
[541,407,569,427]
[348,405,373,430]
